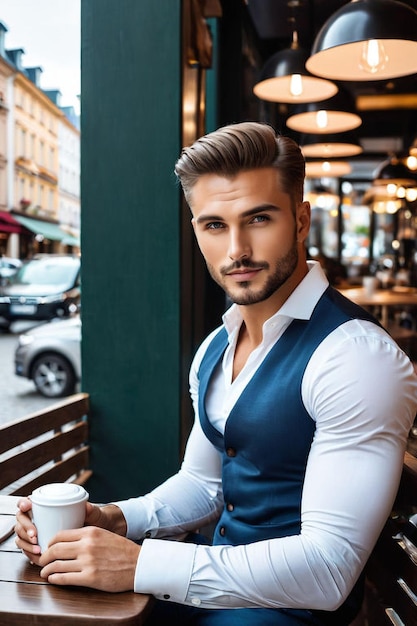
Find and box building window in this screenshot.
[30,134,36,159]
[20,128,27,157]
[39,140,44,166]
[49,146,55,170]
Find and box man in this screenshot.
[15,122,417,625]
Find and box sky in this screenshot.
[0,0,81,114]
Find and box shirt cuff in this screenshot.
[113,498,150,540]
[135,538,197,604]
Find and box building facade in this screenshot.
[0,20,80,258]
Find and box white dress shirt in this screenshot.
[117,262,417,611]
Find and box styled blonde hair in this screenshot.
[174,122,305,208]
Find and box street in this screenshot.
[0,322,58,426]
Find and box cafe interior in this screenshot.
[214,0,417,365]
[183,3,417,622]
[3,2,417,623]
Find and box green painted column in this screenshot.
[81,0,182,501]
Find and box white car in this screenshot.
[0,257,22,284]
[14,316,81,398]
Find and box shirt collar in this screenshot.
[222,261,329,339]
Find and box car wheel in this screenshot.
[31,352,76,398]
[0,319,11,332]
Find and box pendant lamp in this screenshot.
[305,161,352,178]
[286,90,362,134]
[300,131,363,158]
[306,0,417,81]
[253,32,338,104]
[373,155,417,185]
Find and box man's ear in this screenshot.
[297,201,311,243]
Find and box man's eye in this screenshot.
[252,215,270,223]
[207,222,224,230]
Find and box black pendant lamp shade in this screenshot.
[305,160,352,178]
[286,89,362,134]
[373,155,417,185]
[306,0,417,81]
[253,33,338,104]
[300,131,363,158]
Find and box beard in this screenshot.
[206,235,299,306]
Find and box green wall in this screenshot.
[81,0,182,501]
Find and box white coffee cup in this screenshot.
[30,483,89,553]
[363,275,378,296]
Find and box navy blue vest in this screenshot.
[197,287,379,623]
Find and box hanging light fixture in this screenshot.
[305,160,352,178]
[300,131,363,158]
[306,0,417,81]
[364,155,417,209]
[286,90,362,134]
[373,155,417,185]
[253,31,338,104]
[306,184,340,210]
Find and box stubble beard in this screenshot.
[207,236,299,306]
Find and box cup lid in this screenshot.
[31,483,88,506]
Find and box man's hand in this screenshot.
[37,526,141,592]
[15,497,129,571]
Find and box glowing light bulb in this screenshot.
[406,188,417,202]
[386,201,399,214]
[316,110,328,129]
[406,155,417,170]
[360,39,388,75]
[289,74,303,97]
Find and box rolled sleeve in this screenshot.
[135,538,197,603]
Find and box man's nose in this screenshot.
[227,229,251,261]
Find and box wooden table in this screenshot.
[0,496,154,625]
[338,286,417,329]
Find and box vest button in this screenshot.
[226,447,236,457]
[219,526,226,536]
[226,503,234,512]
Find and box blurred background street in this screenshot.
[0,322,57,425]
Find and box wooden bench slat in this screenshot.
[9,448,91,496]
[0,424,89,490]
[0,393,91,496]
[0,393,89,454]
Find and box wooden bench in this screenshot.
[0,392,91,496]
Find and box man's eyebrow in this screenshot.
[194,204,280,225]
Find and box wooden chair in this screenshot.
[0,392,91,496]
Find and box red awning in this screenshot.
[0,211,29,234]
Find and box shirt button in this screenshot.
[226,447,236,457]
[163,594,170,600]
[226,503,234,512]
[219,526,226,536]
[191,597,202,606]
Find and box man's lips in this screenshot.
[226,268,262,282]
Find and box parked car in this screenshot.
[0,256,22,285]
[0,254,80,330]
[14,315,81,397]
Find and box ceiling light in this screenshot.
[300,131,363,158]
[286,90,362,134]
[305,161,352,178]
[253,32,338,104]
[373,156,417,185]
[306,0,417,81]
[306,185,340,209]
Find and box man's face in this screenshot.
[190,168,310,306]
